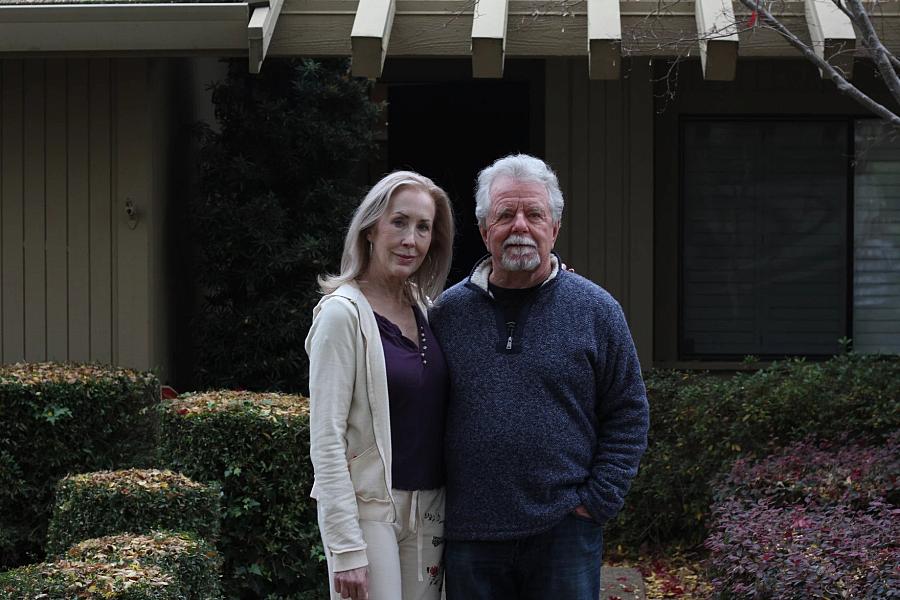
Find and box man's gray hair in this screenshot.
[474,154,564,229]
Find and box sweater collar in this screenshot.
[467,252,562,294]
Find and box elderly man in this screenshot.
[430,154,649,599]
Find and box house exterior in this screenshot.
[0,0,898,386]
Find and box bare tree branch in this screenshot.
[843,0,900,105]
[736,0,900,128]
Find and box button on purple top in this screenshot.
[374,305,448,491]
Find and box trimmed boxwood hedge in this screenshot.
[0,559,180,599]
[65,531,223,600]
[158,391,324,599]
[46,469,221,556]
[0,362,160,568]
[607,354,900,549]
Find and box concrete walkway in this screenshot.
[600,566,646,600]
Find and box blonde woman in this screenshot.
[305,171,455,600]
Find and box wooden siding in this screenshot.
[545,57,654,367]
[0,58,175,380]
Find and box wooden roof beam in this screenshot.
[695,0,738,80]
[351,0,396,78]
[806,0,856,78]
[249,0,285,74]
[471,0,508,78]
[588,0,622,79]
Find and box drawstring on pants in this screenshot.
[408,490,424,582]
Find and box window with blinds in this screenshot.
[681,120,849,358]
[853,121,900,354]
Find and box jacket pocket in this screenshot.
[348,445,389,503]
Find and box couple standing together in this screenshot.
[305,154,650,600]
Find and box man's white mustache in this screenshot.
[503,235,537,249]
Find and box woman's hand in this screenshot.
[334,566,369,600]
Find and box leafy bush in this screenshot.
[705,436,900,598]
[607,354,900,548]
[716,433,899,509]
[65,531,222,599]
[158,391,324,599]
[0,363,160,568]
[46,469,220,556]
[0,559,180,599]
[191,58,379,393]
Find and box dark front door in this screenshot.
[385,60,543,285]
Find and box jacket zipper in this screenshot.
[506,321,515,350]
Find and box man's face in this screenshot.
[480,176,560,274]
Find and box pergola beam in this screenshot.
[471,0,508,78]
[249,0,285,74]
[695,0,739,80]
[351,0,396,78]
[588,0,622,79]
[806,0,856,78]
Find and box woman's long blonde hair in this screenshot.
[318,171,455,304]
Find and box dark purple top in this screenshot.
[374,306,448,491]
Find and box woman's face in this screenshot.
[366,186,436,283]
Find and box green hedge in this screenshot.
[65,531,222,600]
[0,363,160,568]
[0,559,180,599]
[46,469,221,556]
[607,354,900,550]
[158,391,324,599]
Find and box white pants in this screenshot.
[322,488,445,600]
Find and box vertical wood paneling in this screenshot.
[2,60,25,363]
[23,60,46,361]
[89,59,113,363]
[545,57,654,366]
[45,59,68,361]
[627,58,655,366]
[545,58,571,260]
[587,79,605,285]
[570,60,590,273]
[605,74,625,303]
[114,59,151,371]
[68,60,91,361]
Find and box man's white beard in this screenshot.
[500,235,540,271]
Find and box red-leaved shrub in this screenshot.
[706,434,899,598]
[706,499,898,598]
[716,433,899,510]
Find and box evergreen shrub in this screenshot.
[65,531,222,599]
[0,363,160,568]
[191,58,378,393]
[158,391,322,599]
[0,559,180,599]
[46,469,220,556]
[607,354,900,549]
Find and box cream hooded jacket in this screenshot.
[305,282,405,572]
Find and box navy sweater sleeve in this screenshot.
[577,299,650,523]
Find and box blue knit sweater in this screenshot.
[430,255,649,541]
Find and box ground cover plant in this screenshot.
[159,390,321,599]
[65,531,222,599]
[0,362,160,568]
[607,354,900,549]
[706,434,900,598]
[46,469,221,556]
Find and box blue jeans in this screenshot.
[444,513,603,599]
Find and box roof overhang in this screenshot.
[0,3,250,52]
[269,0,900,80]
[0,0,286,71]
